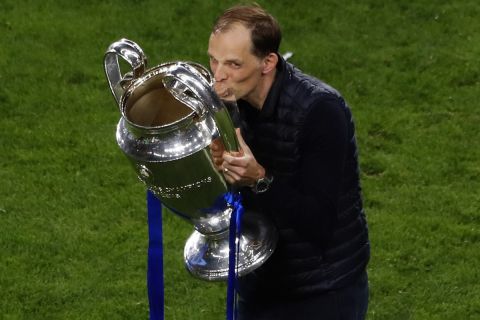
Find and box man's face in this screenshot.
[208,23,264,101]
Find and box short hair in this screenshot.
[212,4,282,58]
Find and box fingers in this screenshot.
[209,138,225,170]
[222,166,240,184]
[210,148,224,159]
[213,158,223,169]
[235,128,251,153]
[222,157,251,184]
[210,138,224,151]
[223,152,248,167]
[210,130,257,186]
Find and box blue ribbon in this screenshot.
[146,190,244,320]
[225,192,244,320]
[147,190,164,320]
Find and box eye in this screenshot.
[230,62,241,69]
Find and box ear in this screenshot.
[261,53,278,75]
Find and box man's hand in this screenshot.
[210,129,266,186]
[222,128,265,187]
[210,137,225,170]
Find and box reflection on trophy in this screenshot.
[104,38,277,281]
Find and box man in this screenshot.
[208,4,370,319]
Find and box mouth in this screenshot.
[213,81,234,99]
[221,88,232,98]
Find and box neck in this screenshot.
[244,68,277,110]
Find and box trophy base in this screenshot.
[183,210,278,281]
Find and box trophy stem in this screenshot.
[184,210,277,281]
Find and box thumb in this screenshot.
[235,128,251,154]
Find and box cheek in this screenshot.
[238,71,262,89]
[231,68,260,84]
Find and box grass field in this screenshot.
[1,0,479,319]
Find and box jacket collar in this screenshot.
[260,54,287,118]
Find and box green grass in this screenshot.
[1,0,479,319]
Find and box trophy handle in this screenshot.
[162,63,239,152]
[104,38,147,107]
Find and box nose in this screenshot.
[213,64,227,82]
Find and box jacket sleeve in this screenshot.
[258,95,349,245]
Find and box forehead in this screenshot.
[208,23,254,60]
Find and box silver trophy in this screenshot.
[104,38,277,281]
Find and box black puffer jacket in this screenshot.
[236,57,370,301]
